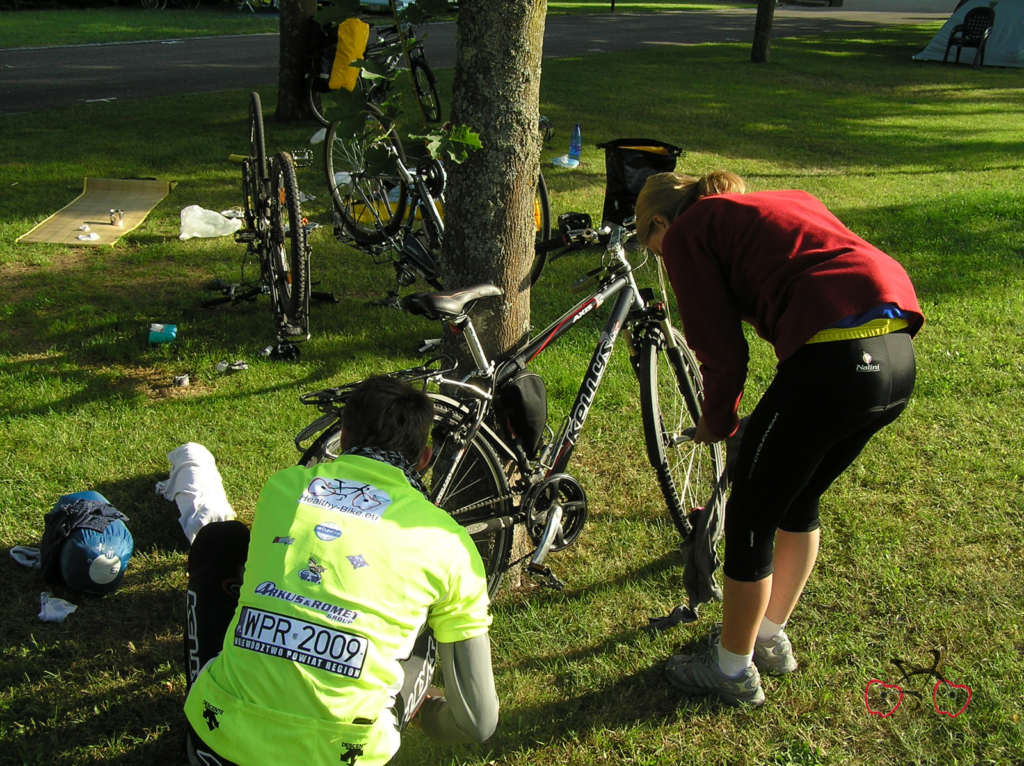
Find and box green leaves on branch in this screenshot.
[410,123,483,164]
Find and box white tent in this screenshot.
[913,0,1024,67]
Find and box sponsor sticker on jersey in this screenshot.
[253,580,358,624]
[314,523,342,542]
[300,477,391,521]
[234,606,368,678]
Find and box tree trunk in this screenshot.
[441,0,547,360]
[276,0,317,121]
[751,0,776,63]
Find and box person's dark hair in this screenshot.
[343,377,434,463]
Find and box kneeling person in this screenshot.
[184,377,498,765]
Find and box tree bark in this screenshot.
[751,0,776,63]
[441,0,547,360]
[276,0,317,121]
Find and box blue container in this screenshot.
[148,323,177,344]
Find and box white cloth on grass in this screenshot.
[155,443,236,545]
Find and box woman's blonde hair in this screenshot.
[634,170,746,246]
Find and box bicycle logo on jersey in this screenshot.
[302,478,392,519]
[865,647,971,718]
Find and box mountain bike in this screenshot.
[306,16,441,128]
[294,225,726,597]
[204,92,312,350]
[323,103,551,301]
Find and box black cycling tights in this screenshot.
[723,331,916,582]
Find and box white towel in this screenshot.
[155,443,237,544]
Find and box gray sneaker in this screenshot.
[665,642,765,707]
[708,623,798,676]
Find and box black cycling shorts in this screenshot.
[722,331,916,582]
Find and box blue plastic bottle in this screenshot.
[569,124,582,163]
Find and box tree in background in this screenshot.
[440,0,547,358]
[751,0,776,62]
[276,0,321,121]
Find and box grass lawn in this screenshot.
[2,14,1024,766]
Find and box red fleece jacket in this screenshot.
[661,190,924,439]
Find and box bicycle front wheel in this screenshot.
[529,170,552,286]
[267,153,309,336]
[410,55,441,123]
[638,326,725,540]
[324,106,409,245]
[298,396,513,599]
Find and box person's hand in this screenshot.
[692,415,720,444]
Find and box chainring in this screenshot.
[524,473,587,552]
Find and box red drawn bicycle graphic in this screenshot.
[865,648,971,718]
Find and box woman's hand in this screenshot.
[692,415,720,444]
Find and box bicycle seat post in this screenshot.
[452,313,495,380]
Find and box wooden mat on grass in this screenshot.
[18,177,173,246]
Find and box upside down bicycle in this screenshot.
[294,224,726,597]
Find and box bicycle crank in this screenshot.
[523,473,587,553]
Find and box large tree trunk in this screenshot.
[441,0,547,359]
[751,0,776,63]
[276,0,317,121]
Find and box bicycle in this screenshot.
[204,92,313,350]
[306,15,441,128]
[293,224,726,598]
[323,103,551,301]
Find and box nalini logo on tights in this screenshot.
[857,352,881,373]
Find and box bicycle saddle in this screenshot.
[401,284,503,320]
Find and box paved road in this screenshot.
[0,7,947,114]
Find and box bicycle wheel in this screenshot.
[306,75,332,128]
[249,92,268,186]
[267,153,309,335]
[141,0,167,8]
[638,326,725,540]
[529,170,552,286]
[298,397,513,599]
[409,55,441,123]
[324,105,409,245]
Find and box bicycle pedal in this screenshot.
[234,229,257,243]
[526,563,565,591]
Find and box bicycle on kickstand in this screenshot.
[205,92,315,357]
[294,224,726,598]
[323,103,552,303]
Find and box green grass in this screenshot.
[3,17,1024,766]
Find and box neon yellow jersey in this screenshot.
[185,455,491,765]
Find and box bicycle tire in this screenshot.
[249,91,268,186]
[298,396,513,599]
[529,170,552,286]
[638,326,725,540]
[267,153,310,334]
[306,75,331,128]
[409,55,442,123]
[324,105,409,245]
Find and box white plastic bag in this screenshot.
[179,205,243,240]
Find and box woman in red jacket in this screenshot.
[636,171,923,706]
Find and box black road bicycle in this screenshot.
[306,15,441,128]
[324,103,551,300]
[294,225,726,597]
[205,92,313,350]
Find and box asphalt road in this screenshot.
[0,7,947,114]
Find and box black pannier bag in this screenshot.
[597,138,684,226]
[494,370,548,460]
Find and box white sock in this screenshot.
[716,641,753,678]
[757,616,785,642]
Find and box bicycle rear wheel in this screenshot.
[409,55,441,123]
[249,91,268,185]
[325,105,409,245]
[267,153,310,337]
[529,170,552,286]
[638,326,725,540]
[298,396,513,598]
